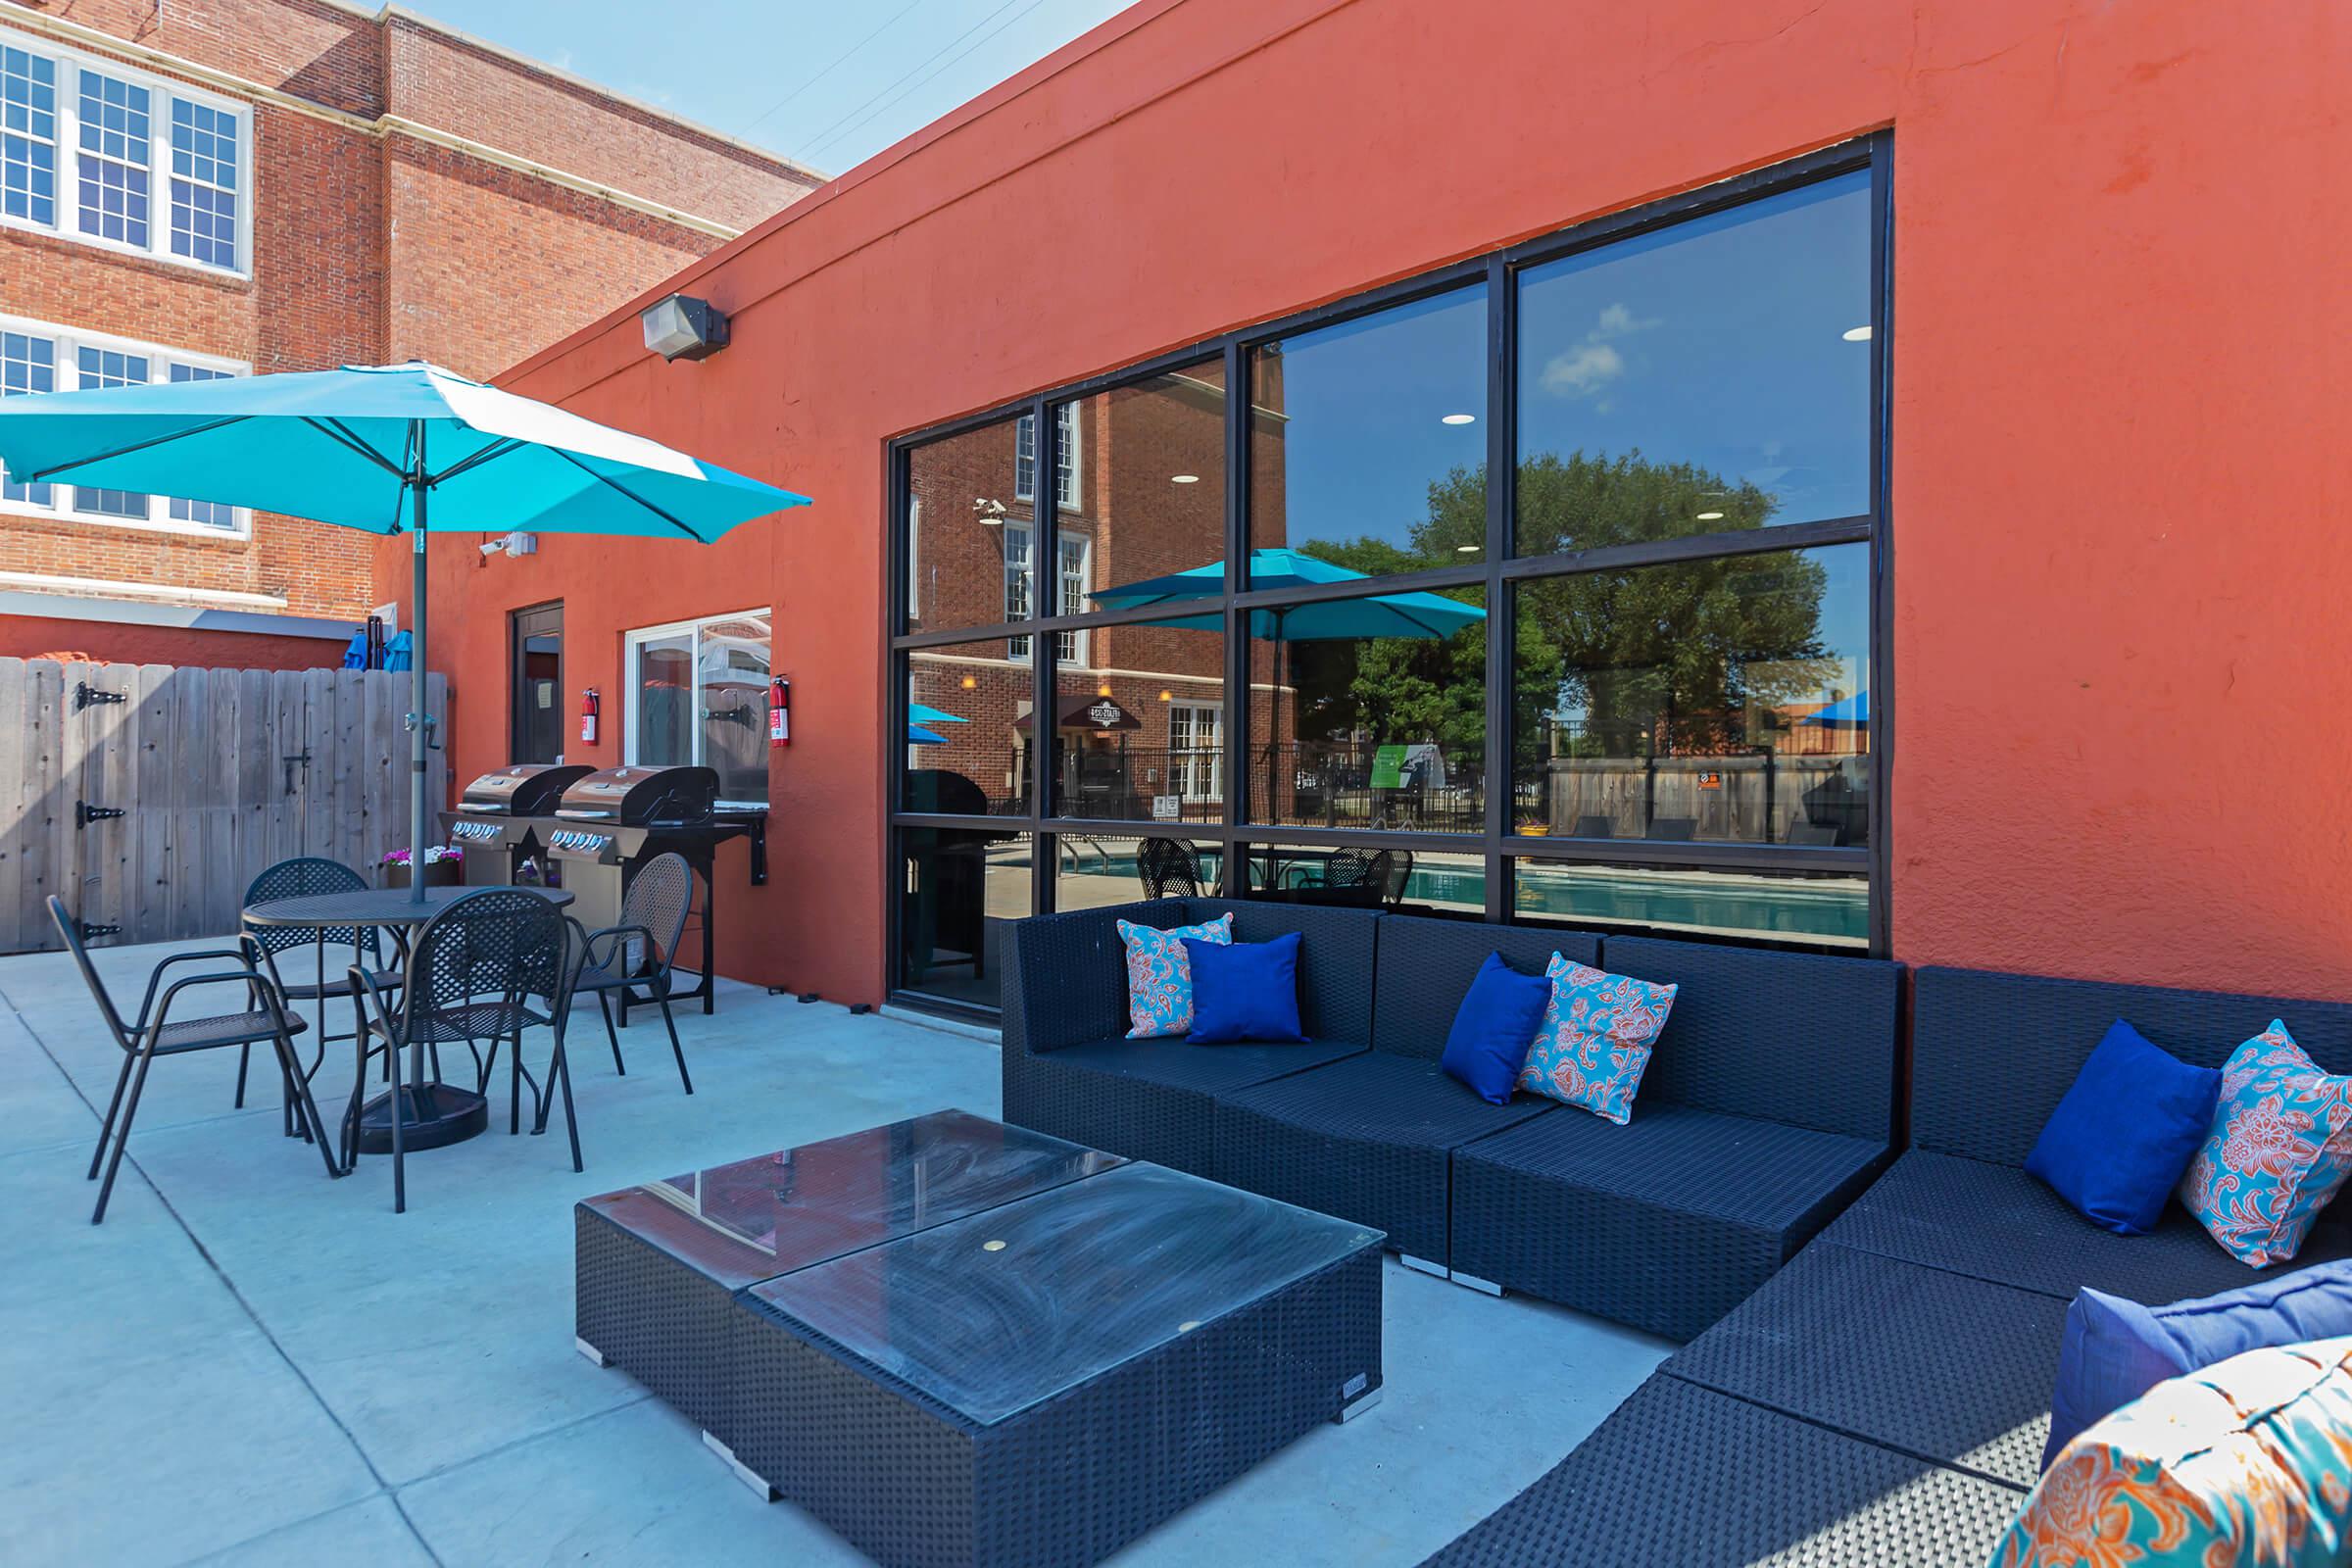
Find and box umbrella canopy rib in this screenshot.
[24,415,253,483]
[548,447,705,541]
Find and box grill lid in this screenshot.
[460,762,592,815]
[555,764,718,825]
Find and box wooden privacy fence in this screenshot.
[0,658,449,954]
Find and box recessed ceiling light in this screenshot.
[1841,325,1872,342]
[1441,413,1477,425]
[1695,511,1726,521]
[1170,473,1200,484]
[1456,544,1483,553]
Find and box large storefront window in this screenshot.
[624,611,771,805]
[888,140,1886,1011]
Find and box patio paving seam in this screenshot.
[393,1385,661,1490]
[1,987,447,1568]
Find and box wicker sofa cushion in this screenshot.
[1516,954,1676,1124]
[2178,1021,2352,1269]
[1045,1034,1363,1098]
[1116,912,1231,1038]
[1820,1151,2352,1304]
[1997,1338,2352,1568]
[1419,1373,2021,1567]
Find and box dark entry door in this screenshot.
[510,602,564,763]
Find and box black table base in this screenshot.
[351,1082,488,1154]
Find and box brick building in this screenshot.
[0,0,819,668]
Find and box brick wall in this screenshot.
[0,0,821,634]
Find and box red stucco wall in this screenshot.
[408,0,2352,1004]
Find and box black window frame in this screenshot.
[883,136,1892,1016]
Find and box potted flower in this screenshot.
[1514,813,1550,837]
[381,844,464,889]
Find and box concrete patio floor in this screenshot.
[0,934,1669,1567]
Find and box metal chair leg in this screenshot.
[510,1024,523,1136]
[88,1052,136,1181]
[273,1027,342,1180]
[92,1046,157,1224]
[234,1042,250,1109]
[659,993,691,1097]
[598,991,624,1076]
[553,1029,581,1172]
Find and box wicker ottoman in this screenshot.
[576,1111,1384,1568]
[574,1108,1122,1446]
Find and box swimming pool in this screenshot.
[1032,845,1867,946]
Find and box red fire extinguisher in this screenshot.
[769,675,791,748]
[579,687,600,746]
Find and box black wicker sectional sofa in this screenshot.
[1422,965,2352,1565]
[1001,898,1903,1342]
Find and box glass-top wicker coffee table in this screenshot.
[574,1109,1384,1568]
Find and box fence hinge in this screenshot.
[75,801,126,829]
[73,681,126,712]
[78,921,122,941]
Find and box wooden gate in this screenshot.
[0,658,450,953]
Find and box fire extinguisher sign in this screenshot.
[769,676,790,747]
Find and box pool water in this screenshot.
[1033,846,1868,945]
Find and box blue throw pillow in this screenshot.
[1183,932,1304,1044]
[2025,1019,2222,1236]
[1440,954,1551,1105]
[2042,1260,2352,1468]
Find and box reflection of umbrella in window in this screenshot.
[907,724,949,746]
[909,703,968,728]
[1798,691,1868,726]
[1091,548,1485,805]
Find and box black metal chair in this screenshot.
[240,857,402,1128]
[1571,814,1616,839]
[570,852,695,1095]
[349,889,579,1212]
[1137,837,1203,900]
[48,896,338,1224]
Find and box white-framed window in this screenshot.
[0,25,249,274]
[623,609,772,807]
[1168,701,1224,801]
[1013,403,1080,510]
[0,313,250,535]
[1004,523,1090,665]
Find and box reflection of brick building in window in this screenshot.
[905,359,1294,817]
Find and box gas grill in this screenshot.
[544,764,765,1015]
[442,762,593,886]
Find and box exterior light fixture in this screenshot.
[1441,413,1477,426]
[1841,324,1872,342]
[960,675,977,690]
[1169,473,1200,484]
[641,293,729,362]
[1097,683,1112,699]
[1158,689,1172,702]
[1695,511,1726,521]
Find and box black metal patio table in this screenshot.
[575,1108,1385,1568]
[242,884,573,1156]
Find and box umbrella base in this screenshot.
[352,1083,488,1153]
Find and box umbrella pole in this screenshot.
[408,430,429,904]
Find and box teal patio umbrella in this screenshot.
[0,360,809,901]
[907,703,968,729]
[1090,547,1484,813]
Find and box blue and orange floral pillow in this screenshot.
[1992,1336,2352,1567]
[1116,913,1233,1039]
[1517,955,1678,1124]
[2177,1021,2352,1268]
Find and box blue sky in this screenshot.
[422,0,1136,176]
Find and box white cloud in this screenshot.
[1541,342,1624,397]
[1537,302,1658,401]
